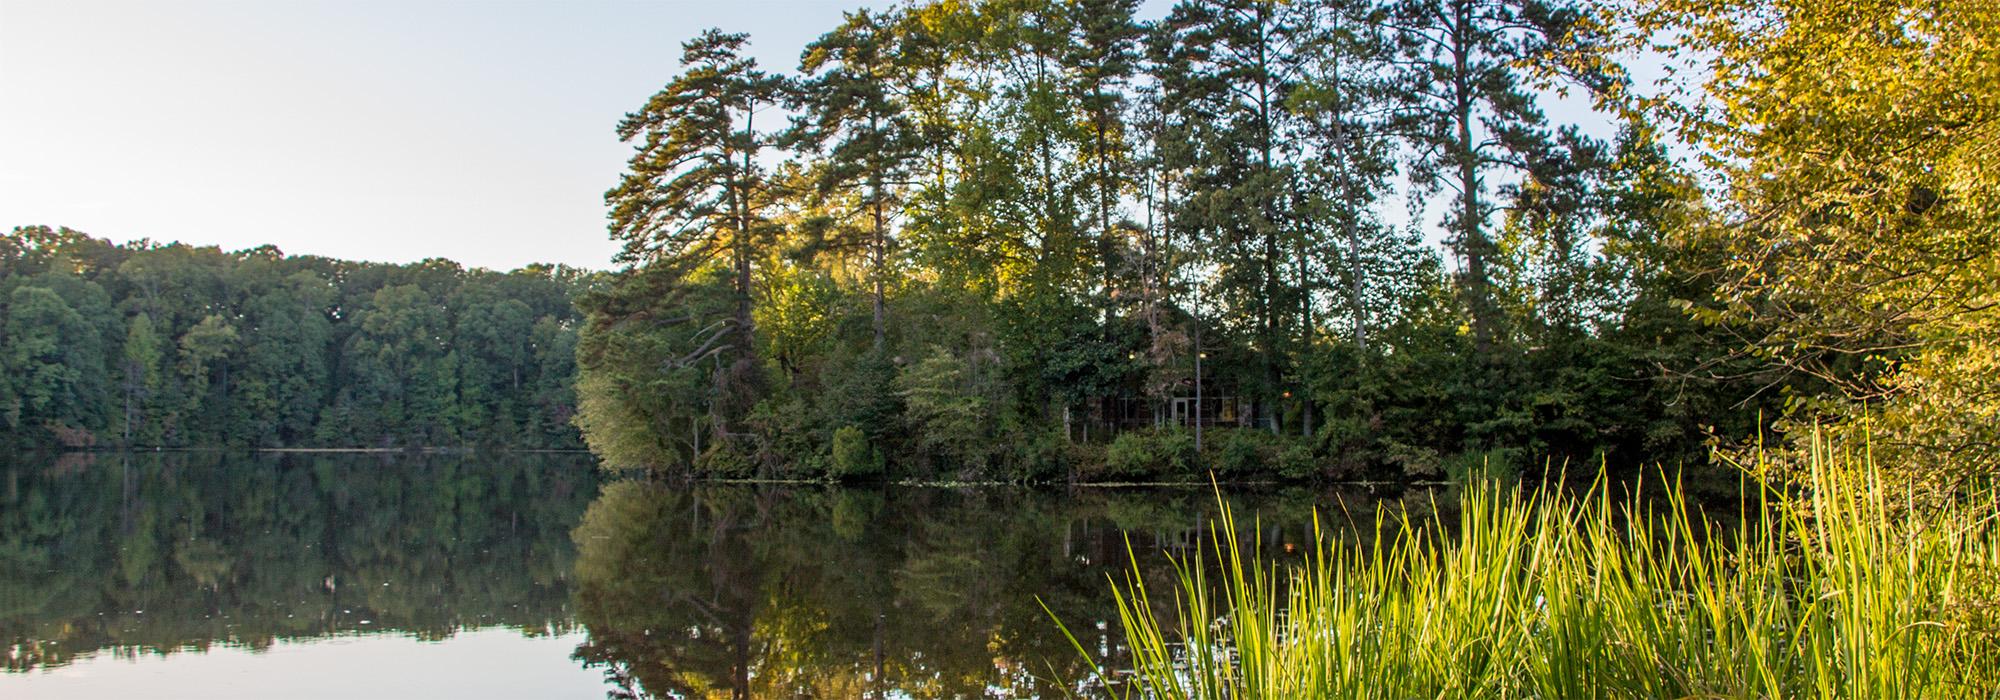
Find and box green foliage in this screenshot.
[574,267,736,470]
[0,226,592,449]
[563,0,1986,491]
[1104,428,1198,481]
[819,350,901,446]
[1008,427,1074,483]
[1059,447,2000,698]
[828,425,883,481]
[1621,0,2000,494]
[894,347,996,475]
[118,311,162,443]
[0,285,105,442]
[694,442,755,478]
[1442,448,1521,484]
[1274,441,1317,481]
[1209,428,1284,479]
[595,30,787,465]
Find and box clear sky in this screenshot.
[0,0,908,271]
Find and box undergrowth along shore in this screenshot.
[1050,445,2000,698]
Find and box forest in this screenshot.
[0,226,592,450]
[576,0,1994,489]
[0,0,1992,695]
[3,0,1989,495]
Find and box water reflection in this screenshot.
[0,451,599,673]
[568,482,1409,699]
[1,452,1431,699]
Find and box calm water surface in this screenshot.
[0,452,1416,699]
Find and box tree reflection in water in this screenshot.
[0,451,599,672]
[0,450,1416,699]
[569,481,1404,699]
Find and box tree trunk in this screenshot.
[735,105,759,351]
[1256,2,1282,435]
[871,189,887,350]
[1098,110,1117,336]
[1452,0,1493,356]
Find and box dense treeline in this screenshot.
[577,0,1794,482]
[0,226,595,450]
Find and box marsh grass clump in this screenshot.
[1051,445,2000,698]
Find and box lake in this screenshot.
[0,452,1423,699]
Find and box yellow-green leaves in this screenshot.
[1622,0,2000,488]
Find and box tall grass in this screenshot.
[1051,444,2000,698]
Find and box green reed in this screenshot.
[1050,443,2000,698]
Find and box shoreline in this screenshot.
[31,446,594,455]
[24,448,1455,488]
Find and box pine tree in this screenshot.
[1153,0,1310,432]
[790,9,925,350]
[605,29,787,448]
[1289,0,1399,355]
[1060,0,1143,329]
[1386,0,1590,355]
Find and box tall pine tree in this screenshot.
[605,29,787,450]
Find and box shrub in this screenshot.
[1275,442,1318,481]
[1104,428,1200,481]
[1387,442,1445,480]
[1156,429,1199,477]
[1007,427,1070,483]
[1067,441,1109,482]
[828,425,882,481]
[749,396,822,478]
[692,443,753,478]
[1210,428,1282,478]
[1104,432,1153,480]
[895,347,994,471]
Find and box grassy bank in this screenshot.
[1052,447,2000,698]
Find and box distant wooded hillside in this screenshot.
[0,226,597,450]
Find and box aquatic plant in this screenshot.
[1052,444,2000,698]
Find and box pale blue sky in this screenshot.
[1,0,908,270]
